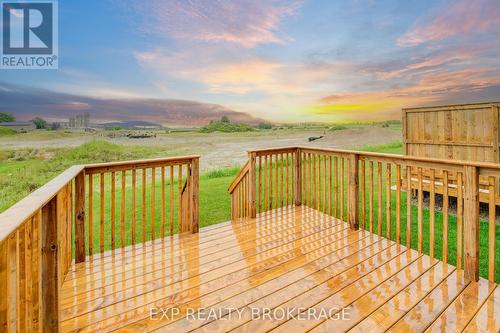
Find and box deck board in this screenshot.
[60,206,500,333]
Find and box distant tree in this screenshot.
[32,117,48,129]
[51,122,61,130]
[257,122,272,129]
[0,112,15,123]
[221,116,230,123]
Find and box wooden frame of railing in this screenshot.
[229,146,500,285]
[0,155,199,332]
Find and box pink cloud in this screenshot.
[130,0,302,47]
[398,0,500,47]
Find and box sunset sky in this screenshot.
[2,0,500,123]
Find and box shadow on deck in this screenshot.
[60,206,499,333]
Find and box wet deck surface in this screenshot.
[60,206,499,332]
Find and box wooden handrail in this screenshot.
[228,160,250,193]
[248,146,298,156]
[84,155,200,174]
[298,146,500,170]
[0,165,84,243]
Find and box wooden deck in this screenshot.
[60,206,499,333]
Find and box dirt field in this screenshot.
[0,126,401,171]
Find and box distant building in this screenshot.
[68,112,90,129]
[0,121,36,132]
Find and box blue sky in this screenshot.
[1,0,500,124]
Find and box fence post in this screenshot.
[348,153,359,230]
[190,157,199,233]
[74,170,86,263]
[248,152,257,218]
[41,197,59,332]
[295,148,302,206]
[463,165,479,281]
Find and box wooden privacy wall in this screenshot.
[403,102,500,162]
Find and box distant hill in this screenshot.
[0,83,263,127]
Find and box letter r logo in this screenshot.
[2,2,53,54]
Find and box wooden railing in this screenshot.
[81,156,199,259]
[229,147,500,284]
[0,155,199,332]
[228,160,251,220]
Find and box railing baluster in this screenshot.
[361,159,366,228]
[317,154,321,211]
[269,154,274,210]
[178,165,182,231]
[429,169,435,259]
[169,165,174,236]
[348,153,359,230]
[111,171,116,250]
[377,161,382,236]
[323,155,327,213]
[316,154,320,211]
[370,161,374,234]
[299,152,303,207]
[151,167,155,240]
[488,176,496,281]
[396,164,401,244]
[264,155,268,211]
[286,153,290,207]
[190,158,199,233]
[142,168,146,244]
[161,166,165,238]
[259,156,262,213]
[121,170,126,248]
[406,165,412,248]
[249,152,256,218]
[417,167,423,254]
[386,163,391,239]
[340,158,345,221]
[328,155,332,216]
[443,170,449,263]
[457,171,463,270]
[280,153,284,208]
[88,174,93,256]
[75,171,85,263]
[100,173,105,253]
[132,169,136,245]
[334,156,338,218]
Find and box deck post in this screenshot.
[294,148,302,206]
[75,170,86,263]
[463,165,480,281]
[248,152,257,218]
[348,153,359,230]
[41,197,60,332]
[190,157,199,233]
